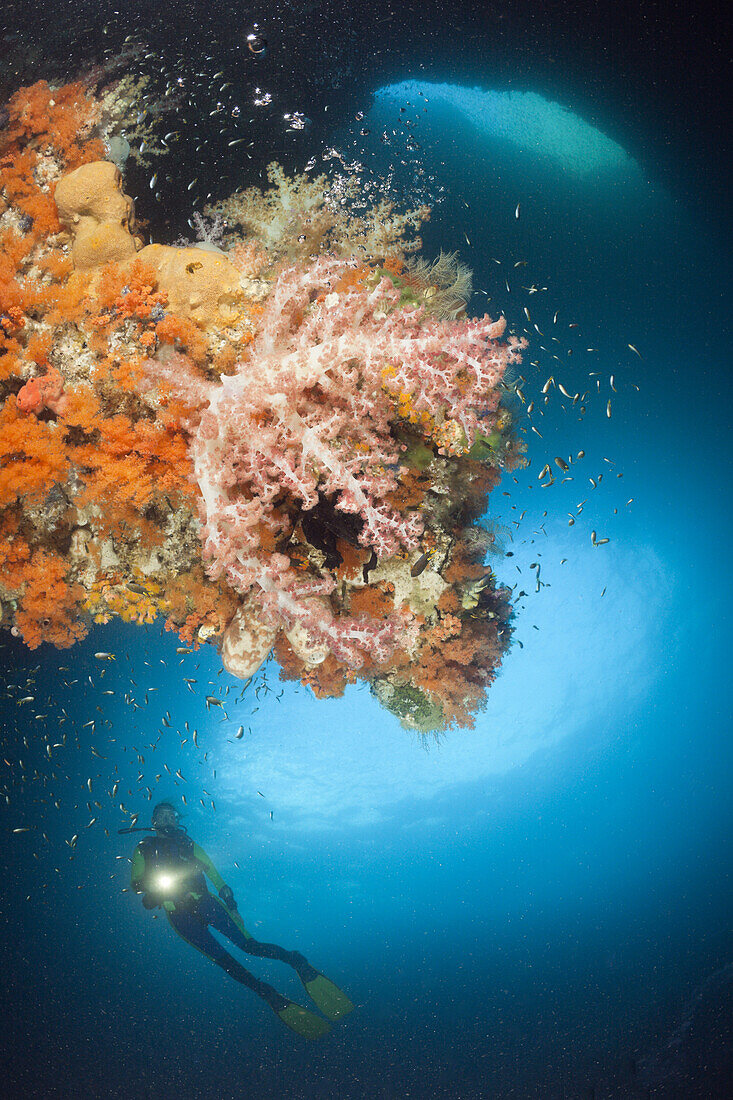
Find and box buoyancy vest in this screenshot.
[137,830,209,902]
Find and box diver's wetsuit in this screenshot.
[131,830,315,1012]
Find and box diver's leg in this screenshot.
[205,896,354,1021]
[206,893,310,970]
[166,906,287,1012]
[167,902,331,1039]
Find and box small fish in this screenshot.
[554,457,569,472]
[12,827,31,833]
[235,726,244,739]
[149,174,157,190]
[627,343,642,358]
[205,696,223,708]
[94,652,115,660]
[607,400,612,417]
[515,202,521,219]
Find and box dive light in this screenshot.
[153,871,180,895]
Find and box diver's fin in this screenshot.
[276,1002,331,1039]
[302,973,355,1021]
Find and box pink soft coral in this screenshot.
[143,256,524,665]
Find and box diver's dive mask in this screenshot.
[150,801,182,834]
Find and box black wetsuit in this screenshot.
[131,829,316,1011]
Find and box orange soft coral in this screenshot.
[69,412,195,516]
[301,654,348,699]
[93,260,167,325]
[12,552,88,649]
[0,514,31,595]
[349,583,394,619]
[155,313,209,366]
[162,565,239,646]
[0,396,70,507]
[411,615,505,729]
[2,80,103,169]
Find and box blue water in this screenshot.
[1,2,730,1097]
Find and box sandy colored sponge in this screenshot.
[54,160,138,268]
[136,243,247,327]
[54,160,247,326]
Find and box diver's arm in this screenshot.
[192,842,227,893]
[193,842,239,911]
[193,842,250,933]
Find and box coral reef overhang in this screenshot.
[0,76,527,731]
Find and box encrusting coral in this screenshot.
[0,75,526,731]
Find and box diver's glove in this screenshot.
[219,884,238,911]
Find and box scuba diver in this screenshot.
[127,801,353,1039]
